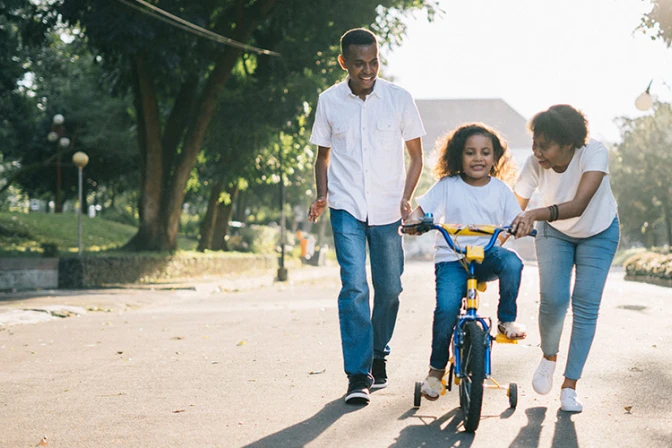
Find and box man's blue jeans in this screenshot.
[330,208,403,380]
[535,217,620,380]
[430,246,523,369]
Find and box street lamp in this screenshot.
[47,114,70,212]
[635,80,654,111]
[73,151,89,256]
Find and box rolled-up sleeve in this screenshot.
[514,155,539,199]
[400,92,426,142]
[309,95,332,148]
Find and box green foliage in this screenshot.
[239,225,280,254]
[612,103,672,248]
[640,0,672,46]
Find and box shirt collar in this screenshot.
[341,77,384,99]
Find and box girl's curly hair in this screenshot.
[433,122,517,185]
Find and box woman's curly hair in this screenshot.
[433,122,517,185]
[528,104,588,149]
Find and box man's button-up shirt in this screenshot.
[309,78,425,225]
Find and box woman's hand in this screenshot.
[308,197,327,223]
[400,198,412,221]
[401,218,421,235]
[511,210,537,238]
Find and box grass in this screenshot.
[0,212,197,256]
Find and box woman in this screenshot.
[511,104,619,413]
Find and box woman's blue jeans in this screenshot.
[535,217,620,380]
[430,246,524,369]
[330,208,404,380]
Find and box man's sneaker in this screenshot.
[532,357,556,395]
[345,376,371,405]
[560,388,583,412]
[371,358,388,390]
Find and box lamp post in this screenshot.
[277,144,288,282]
[72,151,89,256]
[47,114,70,213]
[635,80,654,111]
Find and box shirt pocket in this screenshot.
[331,121,350,153]
[376,118,399,149]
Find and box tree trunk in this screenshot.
[663,199,672,253]
[197,180,225,251]
[212,181,240,251]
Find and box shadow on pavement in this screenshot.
[551,409,578,448]
[508,406,547,448]
[242,398,363,447]
[390,407,474,447]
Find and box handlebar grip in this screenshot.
[530,229,537,237]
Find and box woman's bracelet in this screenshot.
[547,204,559,222]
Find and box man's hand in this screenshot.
[308,197,327,223]
[400,198,412,221]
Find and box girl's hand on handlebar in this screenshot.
[511,210,536,238]
[400,219,421,235]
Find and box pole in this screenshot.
[277,146,288,281]
[56,154,62,213]
[78,166,83,256]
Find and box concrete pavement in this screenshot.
[1,261,671,447]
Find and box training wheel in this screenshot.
[508,382,518,409]
[414,381,422,408]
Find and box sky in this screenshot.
[382,0,672,143]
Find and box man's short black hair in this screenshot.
[340,28,377,59]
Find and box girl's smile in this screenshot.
[461,134,495,186]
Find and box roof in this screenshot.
[415,98,532,152]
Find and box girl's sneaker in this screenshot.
[420,368,445,401]
[498,321,527,340]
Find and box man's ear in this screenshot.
[338,54,347,70]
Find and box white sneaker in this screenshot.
[420,376,443,401]
[532,358,556,395]
[560,388,583,412]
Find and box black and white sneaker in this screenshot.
[371,358,388,390]
[345,376,371,405]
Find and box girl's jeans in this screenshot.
[330,208,404,379]
[535,217,620,380]
[430,246,523,370]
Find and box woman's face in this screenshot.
[532,133,574,171]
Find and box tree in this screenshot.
[58,0,438,251]
[640,0,672,45]
[613,103,672,250]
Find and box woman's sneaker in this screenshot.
[345,375,371,405]
[532,357,556,395]
[560,388,583,412]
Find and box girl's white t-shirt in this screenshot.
[514,139,618,238]
[416,176,522,263]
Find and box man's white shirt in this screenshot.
[309,78,425,225]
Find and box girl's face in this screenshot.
[532,133,575,172]
[461,134,495,186]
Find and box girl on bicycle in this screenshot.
[404,122,527,400]
[511,105,619,412]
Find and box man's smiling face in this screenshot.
[339,43,379,96]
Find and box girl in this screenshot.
[404,123,526,400]
[511,105,619,413]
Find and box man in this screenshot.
[308,28,425,405]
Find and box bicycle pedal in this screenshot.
[495,334,519,344]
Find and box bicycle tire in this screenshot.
[459,321,486,432]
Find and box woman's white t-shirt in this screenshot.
[514,139,618,238]
[416,176,522,263]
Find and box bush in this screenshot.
[238,225,280,254]
[624,252,672,280]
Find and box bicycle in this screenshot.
[401,213,536,432]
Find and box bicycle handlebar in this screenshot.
[400,214,537,255]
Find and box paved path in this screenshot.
[1,262,671,447]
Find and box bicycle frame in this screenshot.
[404,214,536,380]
